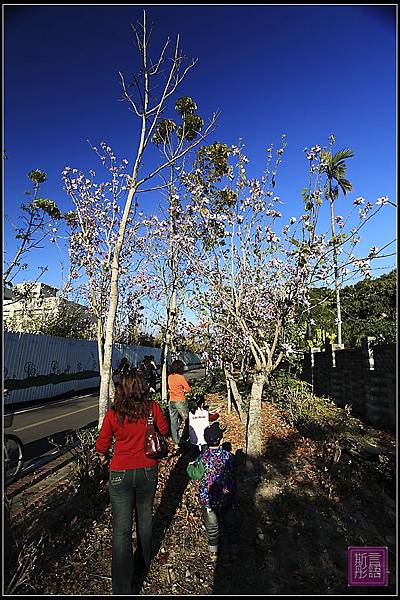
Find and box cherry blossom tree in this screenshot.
[64,12,218,425]
[142,101,221,401]
[178,136,392,470]
[63,146,144,403]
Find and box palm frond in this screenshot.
[320,150,331,161]
[334,164,348,179]
[321,148,353,198]
[332,148,354,164]
[338,178,352,195]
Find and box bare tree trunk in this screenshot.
[161,288,178,402]
[98,175,141,425]
[161,181,179,403]
[245,371,265,475]
[226,373,232,414]
[240,355,246,378]
[96,309,116,424]
[169,287,178,354]
[109,377,115,403]
[96,318,104,379]
[98,256,120,426]
[161,341,169,402]
[224,368,245,422]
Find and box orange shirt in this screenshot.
[168,373,191,401]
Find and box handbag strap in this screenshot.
[147,401,154,425]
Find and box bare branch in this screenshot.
[131,22,143,53]
[137,112,219,188]
[136,182,171,194]
[147,57,198,117]
[118,71,143,117]
[148,37,170,75]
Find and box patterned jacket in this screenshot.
[198,447,236,509]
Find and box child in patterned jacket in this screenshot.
[197,422,238,562]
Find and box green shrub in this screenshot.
[189,377,211,396]
[266,371,354,437]
[365,453,395,490]
[151,391,168,412]
[63,426,107,499]
[266,371,395,499]
[208,368,230,392]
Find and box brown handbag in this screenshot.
[144,405,168,460]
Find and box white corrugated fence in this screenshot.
[4,332,202,405]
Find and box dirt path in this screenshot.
[7,396,396,595]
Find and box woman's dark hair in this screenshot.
[189,395,205,414]
[111,372,151,424]
[189,398,198,414]
[170,359,185,375]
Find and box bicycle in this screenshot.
[4,408,24,482]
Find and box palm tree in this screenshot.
[320,148,354,346]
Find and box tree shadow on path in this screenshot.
[134,449,191,591]
[212,430,396,595]
[212,431,299,595]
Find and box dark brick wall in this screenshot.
[301,339,396,432]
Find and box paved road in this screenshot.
[5,368,206,477]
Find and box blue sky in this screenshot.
[3,4,397,291]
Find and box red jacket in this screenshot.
[96,400,169,470]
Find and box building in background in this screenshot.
[3,282,95,336]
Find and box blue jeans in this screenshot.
[109,466,158,595]
[168,400,189,445]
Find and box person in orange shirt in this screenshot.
[168,359,191,449]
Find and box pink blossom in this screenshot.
[376,196,389,205]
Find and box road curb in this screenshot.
[5,368,206,500]
[6,451,73,498]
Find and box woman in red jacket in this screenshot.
[96,371,169,595]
